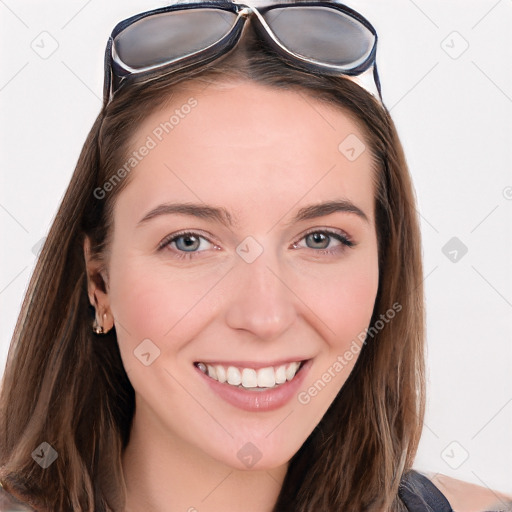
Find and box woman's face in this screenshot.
[99,79,379,471]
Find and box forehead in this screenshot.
[116,79,376,229]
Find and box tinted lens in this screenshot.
[263,6,375,68]
[114,9,238,70]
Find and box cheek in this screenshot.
[333,270,378,341]
[293,250,379,352]
[106,256,221,353]
[294,255,379,408]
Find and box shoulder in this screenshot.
[421,471,512,512]
[0,482,35,511]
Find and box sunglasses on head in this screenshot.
[103,0,382,107]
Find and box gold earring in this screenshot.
[92,311,113,335]
[92,316,104,334]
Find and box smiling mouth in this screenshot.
[194,360,306,391]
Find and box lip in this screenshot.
[194,358,313,412]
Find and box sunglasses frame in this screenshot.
[103,0,382,107]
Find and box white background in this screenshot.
[1,0,511,495]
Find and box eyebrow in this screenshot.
[137,199,369,228]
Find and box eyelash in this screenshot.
[158,228,355,261]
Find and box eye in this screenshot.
[158,228,355,261]
[158,230,218,260]
[292,229,354,256]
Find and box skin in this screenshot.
[84,78,379,511]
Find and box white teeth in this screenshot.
[275,365,286,384]
[226,366,242,386]
[206,365,217,380]
[286,362,300,381]
[215,365,226,383]
[257,367,276,388]
[197,361,303,389]
[241,368,258,388]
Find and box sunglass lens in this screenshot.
[262,6,375,69]
[114,9,238,70]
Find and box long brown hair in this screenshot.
[0,19,425,512]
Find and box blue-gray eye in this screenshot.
[296,229,354,253]
[174,233,201,252]
[306,232,331,249]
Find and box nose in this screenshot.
[224,246,297,341]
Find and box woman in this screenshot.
[0,1,510,511]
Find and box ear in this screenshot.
[84,236,114,332]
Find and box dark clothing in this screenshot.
[399,470,453,511]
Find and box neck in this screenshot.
[121,399,287,512]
